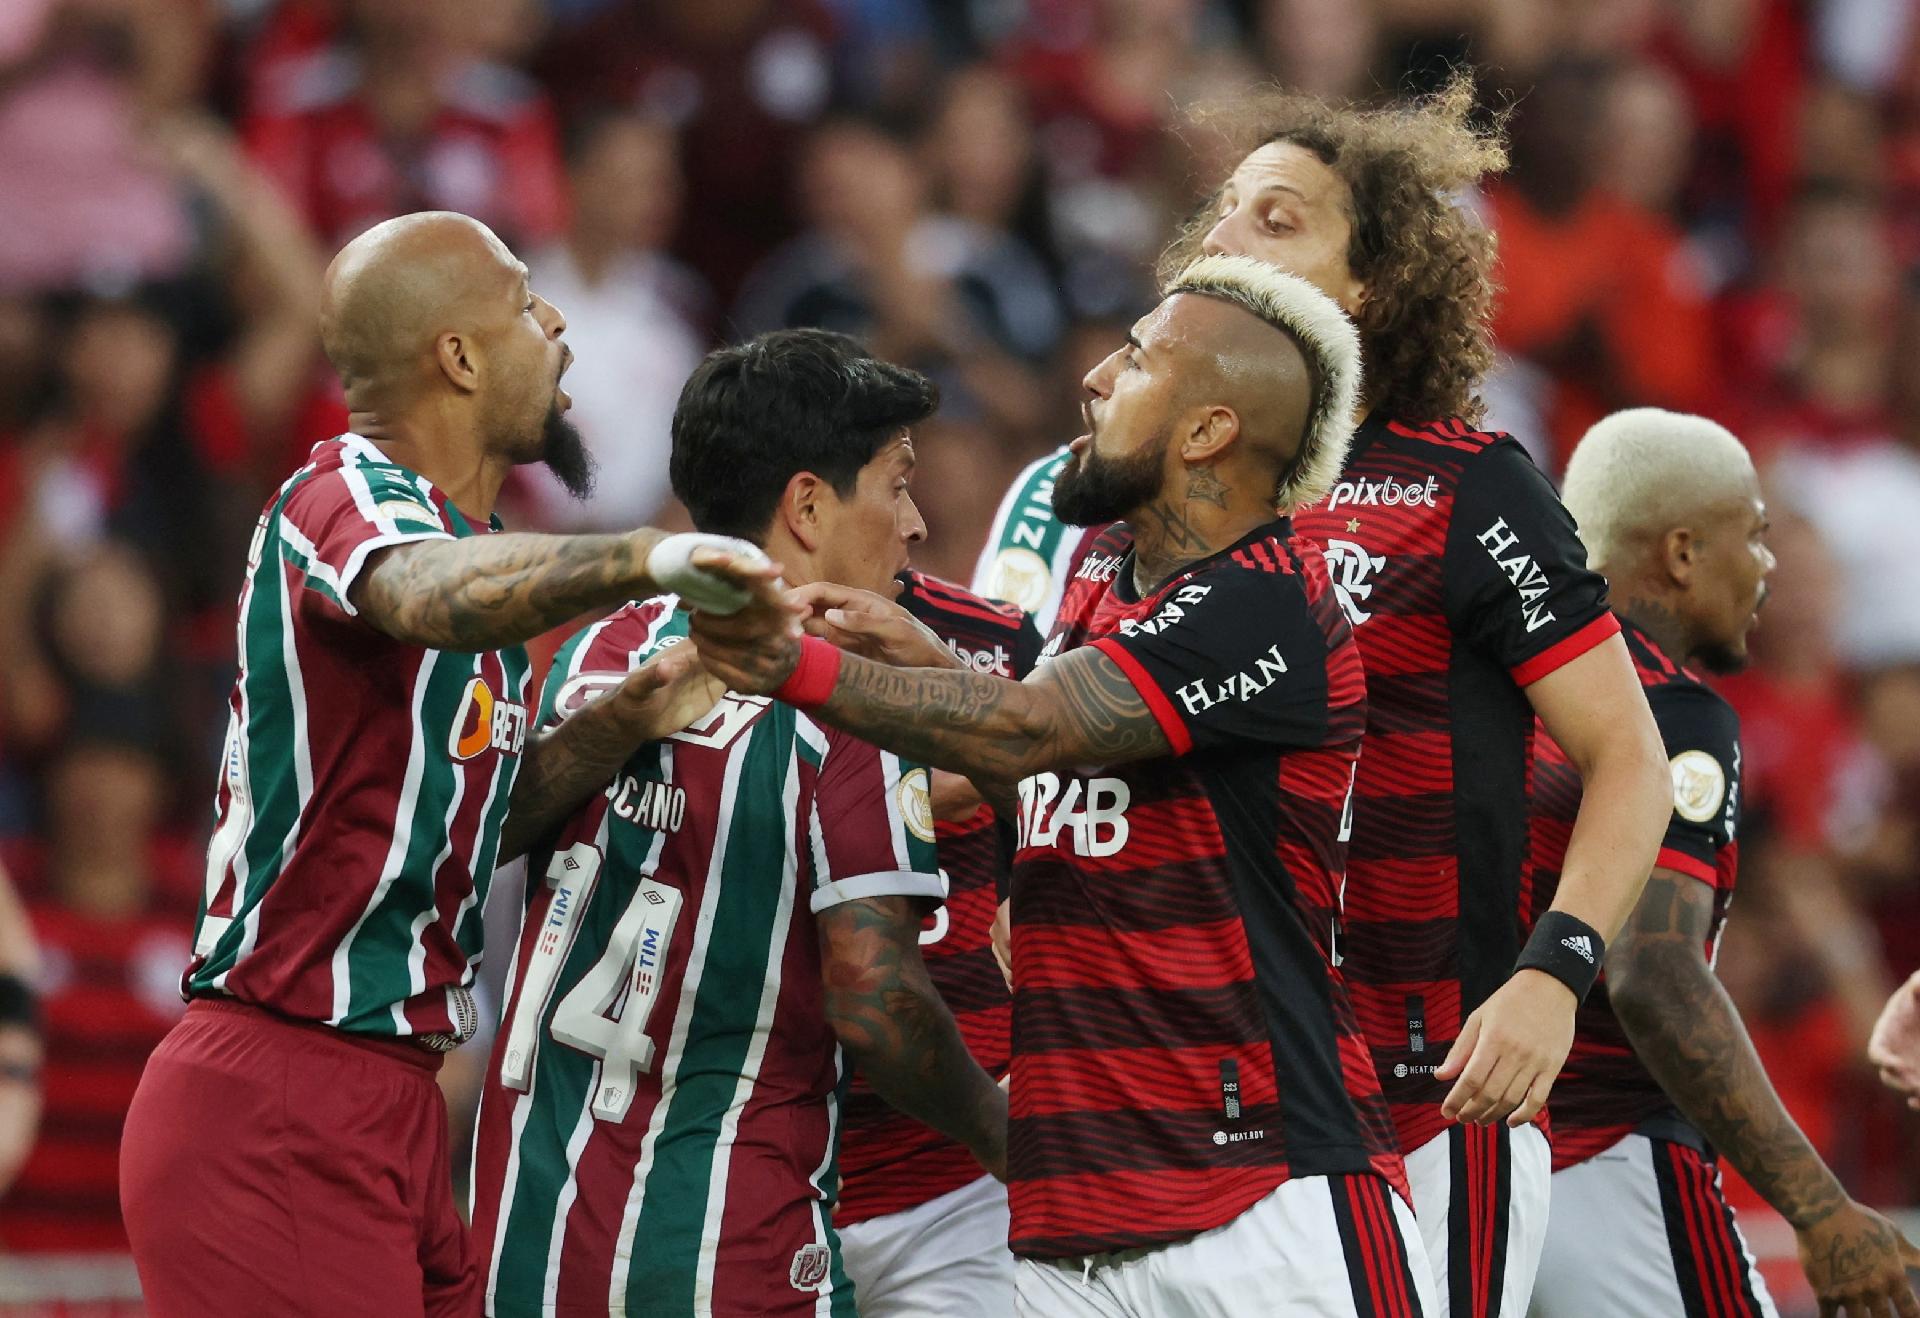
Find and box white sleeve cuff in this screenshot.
[333,529,456,617]
[810,869,948,913]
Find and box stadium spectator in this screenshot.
[243,0,567,251]
[510,110,707,533]
[1483,57,1718,468]
[734,117,1060,437]
[0,545,188,1252]
[1760,188,1920,668]
[0,0,209,293]
[920,65,1067,289]
[534,0,839,303]
[0,858,40,1202]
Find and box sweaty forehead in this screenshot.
[1228,141,1350,212]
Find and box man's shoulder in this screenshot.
[1360,416,1531,486]
[280,436,437,512]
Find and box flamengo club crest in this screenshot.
[790,1243,832,1292]
[1322,539,1386,625]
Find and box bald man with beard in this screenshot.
[1529,409,1918,1318]
[119,212,790,1318]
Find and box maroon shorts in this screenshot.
[120,998,479,1318]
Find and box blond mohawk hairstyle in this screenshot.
[1164,253,1362,513]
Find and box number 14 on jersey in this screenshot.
[499,841,684,1122]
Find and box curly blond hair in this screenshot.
[1159,74,1508,424]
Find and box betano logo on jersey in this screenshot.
[449,676,528,761]
[1017,772,1130,857]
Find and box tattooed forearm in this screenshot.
[819,896,1007,1172]
[499,698,644,863]
[1608,874,1848,1229]
[818,648,1171,780]
[352,530,660,650]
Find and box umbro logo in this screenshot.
[1562,934,1596,963]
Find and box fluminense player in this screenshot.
[973,77,1674,1316]
[1527,409,1920,1318]
[118,211,783,1317]
[469,329,1008,1318]
[697,258,1443,1317]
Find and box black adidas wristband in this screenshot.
[1515,912,1605,1001]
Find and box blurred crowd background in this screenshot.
[0,0,1917,1310]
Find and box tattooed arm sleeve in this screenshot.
[1606,873,1848,1229]
[817,895,1008,1176]
[813,646,1172,782]
[350,531,665,652]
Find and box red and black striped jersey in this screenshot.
[1291,414,1618,1156]
[1006,518,1401,1260]
[1529,616,1743,1171]
[834,571,1041,1227]
[0,903,192,1252]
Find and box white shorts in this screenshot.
[837,1173,1014,1317]
[1015,1173,1438,1317]
[1404,1123,1551,1318]
[1529,1133,1778,1318]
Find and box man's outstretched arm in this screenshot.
[352,531,790,652]
[818,895,1007,1179]
[691,611,1169,782]
[1607,873,1920,1316]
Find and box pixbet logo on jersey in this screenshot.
[948,640,1015,675]
[1325,474,1439,510]
[449,676,528,760]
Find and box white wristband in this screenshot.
[645,532,772,616]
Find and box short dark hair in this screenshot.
[670,329,939,539]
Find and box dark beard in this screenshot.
[540,403,596,499]
[1693,641,1750,676]
[1052,441,1164,527]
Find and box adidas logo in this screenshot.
[1562,934,1596,963]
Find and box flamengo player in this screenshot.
[118,212,783,1317]
[470,330,1008,1318]
[1527,411,1920,1318]
[1163,81,1671,1315]
[698,259,1442,1315]
[833,571,1041,1315]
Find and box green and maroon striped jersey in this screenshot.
[471,599,943,1318]
[189,433,531,1043]
[971,445,1103,636]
